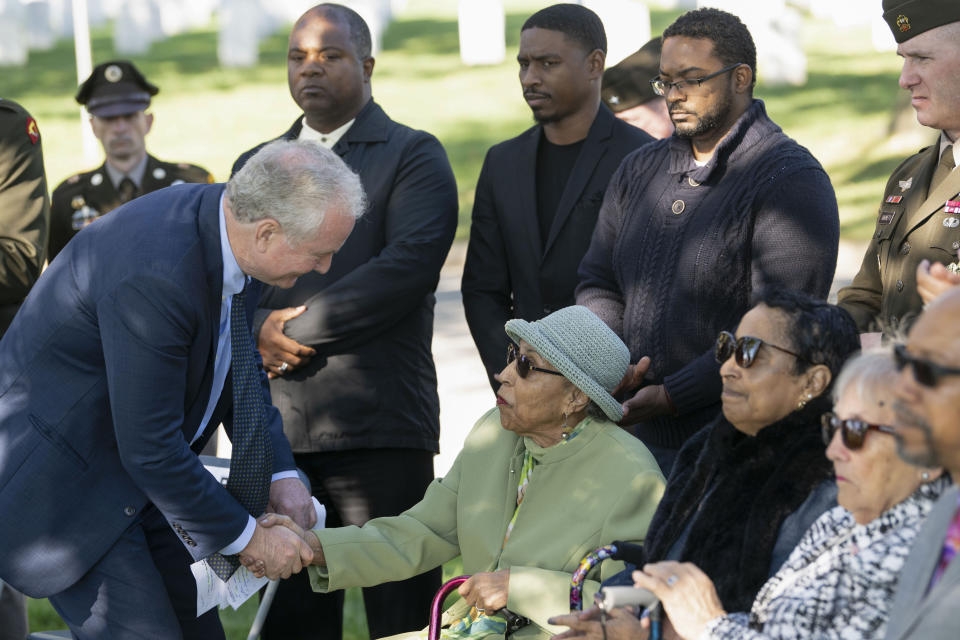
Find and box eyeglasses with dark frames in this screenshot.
[820,412,897,450]
[649,62,744,96]
[894,343,960,388]
[714,330,809,369]
[507,343,563,379]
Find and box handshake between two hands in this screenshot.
[238,511,323,580]
[235,477,326,581]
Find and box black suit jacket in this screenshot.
[461,105,653,388]
[232,100,457,453]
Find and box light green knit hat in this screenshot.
[504,306,629,422]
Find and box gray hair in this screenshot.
[831,347,898,407]
[226,139,366,243]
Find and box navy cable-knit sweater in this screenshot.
[576,100,839,450]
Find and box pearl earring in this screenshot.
[560,413,570,440]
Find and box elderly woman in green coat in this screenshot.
[252,306,665,639]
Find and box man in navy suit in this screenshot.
[0,139,364,638]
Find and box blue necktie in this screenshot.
[206,287,274,581]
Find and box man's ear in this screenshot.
[144,112,154,134]
[587,49,605,79]
[363,57,375,81]
[253,218,281,253]
[733,64,753,94]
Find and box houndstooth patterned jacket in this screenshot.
[701,478,949,640]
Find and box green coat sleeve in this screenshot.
[308,448,463,592]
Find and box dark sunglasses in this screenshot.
[894,343,960,388]
[714,330,808,368]
[507,343,563,379]
[820,411,897,449]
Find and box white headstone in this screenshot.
[0,0,28,66]
[458,0,505,66]
[218,0,261,68]
[698,0,807,86]
[25,0,55,51]
[114,0,163,55]
[584,0,651,67]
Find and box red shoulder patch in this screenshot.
[26,117,39,144]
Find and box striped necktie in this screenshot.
[206,287,274,581]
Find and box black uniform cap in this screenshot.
[601,37,662,113]
[883,0,960,43]
[75,60,158,117]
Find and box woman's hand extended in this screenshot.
[632,562,725,640]
[457,569,510,613]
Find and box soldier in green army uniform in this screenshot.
[0,98,49,339]
[838,0,960,340]
[0,96,48,640]
[49,60,213,261]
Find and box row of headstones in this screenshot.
[0,0,403,66]
[462,0,896,87]
[0,0,896,78]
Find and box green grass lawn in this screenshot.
[9,1,933,637]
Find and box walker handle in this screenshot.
[428,575,470,640]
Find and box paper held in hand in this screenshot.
[191,497,326,614]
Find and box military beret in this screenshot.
[882,0,960,43]
[601,37,662,113]
[75,60,158,117]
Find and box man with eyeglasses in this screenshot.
[462,4,653,391]
[883,287,960,639]
[839,1,960,345]
[577,7,839,474]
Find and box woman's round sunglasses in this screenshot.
[714,330,808,368]
[820,412,897,449]
[507,343,563,379]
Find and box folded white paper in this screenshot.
[192,497,327,614]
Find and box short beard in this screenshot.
[892,400,943,468]
[532,110,561,125]
[672,91,732,139]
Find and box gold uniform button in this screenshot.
[671,200,685,215]
[897,280,904,292]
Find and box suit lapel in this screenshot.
[515,127,542,257]
[903,145,953,234]
[891,486,959,639]
[197,185,227,428]
[543,106,611,255]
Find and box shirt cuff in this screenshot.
[272,470,300,482]
[220,515,256,555]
